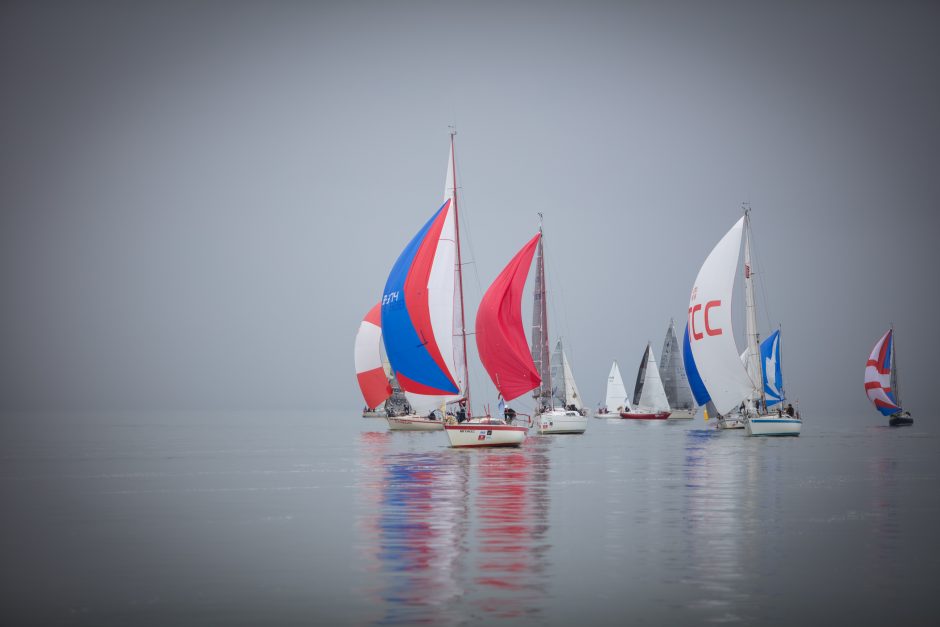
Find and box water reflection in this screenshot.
[356,433,551,625]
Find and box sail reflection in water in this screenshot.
[472,442,551,619]
[356,432,551,624]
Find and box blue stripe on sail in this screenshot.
[877,404,899,417]
[683,323,711,406]
[760,330,784,407]
[380,203,459,395]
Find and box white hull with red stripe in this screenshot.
[444,418,527,447]
[386,415,445,431]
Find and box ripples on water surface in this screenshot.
[1,412,938,625]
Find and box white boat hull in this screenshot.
[444,420,527,447]
[746,417,802,436]
[362,410,387,418]
[536,410,587,434]
[667,408,697,420]
[716,416,746,429]
[593,411,620,419]
[386,415,444,431]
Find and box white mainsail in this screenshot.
[605,361,630,412]
[635,344,670,412]
[551,339,584,411]
[687,216,758,415]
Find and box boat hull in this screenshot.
[362,410,387,418]
[536,410,587,434]
[593,411,620,419]
[746,417,802,436]
[889,415,914,427]
[386,415,444,431]
[716,416,746,429]
[444,421,527,447]
[620,411,670,420]
[667,408,697,420]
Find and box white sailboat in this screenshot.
[531,223,588,435]
[659,319,698,419]
[594,360,629,418]
[687,206,800,436]
[621,343,671,420]
[865,327,913,426]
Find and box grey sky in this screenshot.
[1,1,937,417]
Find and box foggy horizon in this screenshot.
[2,1,937,419]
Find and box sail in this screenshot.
[444,140,467,404]
[354,302,393,409]
[605,361,630,411]
[381,199,462,413]
[551,339,584,410]
[761,329,784,406]
[865,329,902,416]
[636,344,670,411]
[687,217,756,415]
[683,323,711,406]
[660,320,695,410]
[742,218,762,388]
[476,233,542,402]
[632,346,648,408]
[530,236,551,401]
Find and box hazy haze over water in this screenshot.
[1,0,937,415]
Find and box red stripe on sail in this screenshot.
[357,367,393,409]
[402,199,458,392]
[475,233,542,402]
[395,371,457,397]
[363,302,382,327]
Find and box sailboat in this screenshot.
[865,327,913,426]
[621,343,671,420]
[530,224,588,435]
[378,135,471,433]
[686,206,801,436]
[378,131,526,446]
[594,361,628,418]
[659,319,697,419]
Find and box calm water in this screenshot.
[2,411,938,625]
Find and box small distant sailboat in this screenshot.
[594,361,628,418]
[659,319,697,419]
[865,327,912,426]
[621,343,671,420]
[530,223,588,435]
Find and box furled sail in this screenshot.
[687,217,756,415]
[605,361,630,412]
[354,302,393,409]
[761,329,784,407]
[635,344,670,411]
[530,236,551,402]
[381,199,462,413]
[660,319,695,411]
[551,339,584,410]
[476,233,542,402]
[865,329,902,416]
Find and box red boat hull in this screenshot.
[620,411,670,420]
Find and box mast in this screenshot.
[742,205,765,410]
[450,129,472,413]
[531,214,551,409]
[890,324,901,407]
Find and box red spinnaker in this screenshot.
[475,233,542,401]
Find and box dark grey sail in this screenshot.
[659,319,695,410]
[632,345,649,408]
[530,235,552,406]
